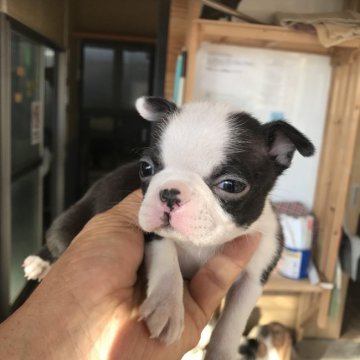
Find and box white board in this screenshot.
[193,42,332,209]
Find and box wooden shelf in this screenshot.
[265,272,322,294]
[176,5,360,333]
[193,19,360,55]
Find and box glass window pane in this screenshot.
[120,50,151,108]
[9,31,44,305]
[11,32,42,175]
[82,46,114,108]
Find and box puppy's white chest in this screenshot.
[175,243,219,279]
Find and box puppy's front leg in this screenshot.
[139,238,184,345]
[205,273,262,360]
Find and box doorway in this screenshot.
[78,41,155,195]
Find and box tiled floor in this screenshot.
[297,339,360,359]
[297,280,360,359]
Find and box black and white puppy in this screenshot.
[23,97,314,360]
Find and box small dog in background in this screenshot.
[239,322,298,360]
[23,97,314,360]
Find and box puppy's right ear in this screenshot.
[135,96,178,121]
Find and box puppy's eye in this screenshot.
[139,160,154,179]
[213,178,250,200]
[216,179,248,194]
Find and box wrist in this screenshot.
[0,304,46,359]
[0,288,101,359]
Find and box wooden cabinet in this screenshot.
[165,0,360,338]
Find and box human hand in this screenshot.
[0,190,260,360]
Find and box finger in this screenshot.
[64,190,145,291]
[189,233,261,328]
[76,189,143,242]
[69,190,145,277]
[108,189,143,227]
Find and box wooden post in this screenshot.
[184,21,199,103]
[184,0,202,103]
[164,0,190,100]
[164,0,202,101]
[314,52,360,282]
[313,57,350,272]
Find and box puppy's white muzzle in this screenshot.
[139,169,241,246]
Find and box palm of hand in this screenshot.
[32,192,202,360]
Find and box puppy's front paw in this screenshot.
[139,291,184,345]
[23,255,51,281]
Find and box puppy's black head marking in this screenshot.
[206,112,275,227]
[209,112,315,228]
[138,148,164,195]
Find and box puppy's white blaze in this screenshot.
[135,97,159,121]
[160,102,234,178]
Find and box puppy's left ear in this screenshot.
[262,120,315,173]
[135,96,178,121]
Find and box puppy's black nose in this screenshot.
[159,188,181,210]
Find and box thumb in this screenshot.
[107,189,143,228]
[76,189,143,242]
[189,233,261,328]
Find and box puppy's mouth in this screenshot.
[161,212,172,228]
[157,212,184,238]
